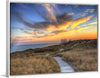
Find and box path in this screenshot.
[54,56,74,72]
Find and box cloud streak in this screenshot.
[42,4,57,22]
[71,16,93,29]
[78,21,97,27]
[85,9,95,13]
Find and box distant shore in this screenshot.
[11,42,60,53]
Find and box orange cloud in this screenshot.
[45,15,93,32]
[58,21,72,30]
[79,21,97,27]
[75,27,89,31]
[85,9,95,13]
[45,21,72,32]
[89,21,97,25]
[42,27,90,41]
[12,25,97,44]
[85,9,90,12]
[90,9,95,13]
[81,13,88,16]
[46,25,56,31]
[71,16,93,29]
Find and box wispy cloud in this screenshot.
[81,13,88,16]
[85,9,95,13]
[75,27,89,31]
[78,21,97,27]
[41,4,57,22]
[71,16,93,29]
[68,13,74,15]
[81,9,95,17]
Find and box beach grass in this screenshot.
[10,55,60,75]
[59,48,97,71]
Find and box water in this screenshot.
[11,43,48,53]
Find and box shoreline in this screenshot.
[11,39,97,53]
[11,43,60,53]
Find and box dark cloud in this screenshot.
[23,30,45,36]
[56,13,73,24]
[13,11,35,28]
[34,7,51,22]
[13,11,73,30]
[51,30,66,34]
[25,30,67,38]
[32,33,55,38]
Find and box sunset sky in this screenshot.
[10,3,97,45]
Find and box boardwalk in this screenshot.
[54,56,74,72]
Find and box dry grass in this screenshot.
[59,48,97,71]
[10,39,97,74]
[10,55,60,75]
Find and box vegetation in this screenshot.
[10,55,60,75]
[10,39,97,75]
[59,49,97,71]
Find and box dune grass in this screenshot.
[59,48,97,71]
[10,55,60,75]
[10,39,97,74]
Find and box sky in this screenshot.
[10,3,98,45]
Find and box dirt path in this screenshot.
[54,56,74,72]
